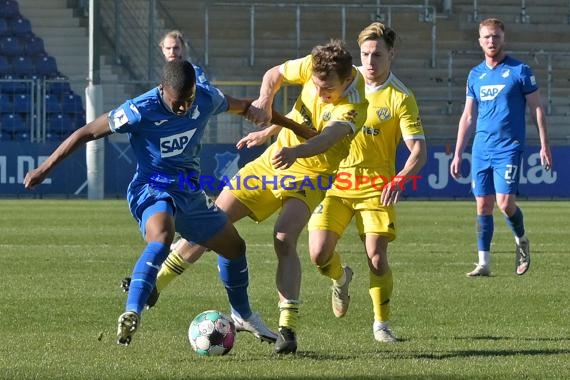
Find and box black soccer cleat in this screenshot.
[275,327,297,354]
[120,277,160,309]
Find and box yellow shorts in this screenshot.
[226,154,328,222]
[308,195,396,241]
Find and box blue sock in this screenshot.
[505,207,525,238]
[477,215,494,251]
[126,241,170,314]
[217,254,251,319]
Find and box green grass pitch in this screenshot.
[0,199,569,379]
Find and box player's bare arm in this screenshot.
[246,65,284,125]
[381,138,427,206]
[526,90,553,170]
[271,122,352,169]
[450,98,477,179]
[24,114,112,189]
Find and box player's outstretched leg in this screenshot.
[231,312,277,343]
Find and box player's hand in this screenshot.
[540,146,553,171]
[449,156,462,179]
[271,147,296,170]
[23,168,47,189]
[380,180,403,206]
[245,99,272,127]
[236,131,271,150]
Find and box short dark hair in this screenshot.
[311,39,353,82]
[161,60,196,92]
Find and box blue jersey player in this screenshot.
[450,18,552,277]
[24,60,276,346]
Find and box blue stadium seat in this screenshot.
[0,75,31,93]
[34,55,58,78]
[0,93,12,110]
[0,18,9,37]
[0,35,25,56]
[0,54,10,76]
[25,34,45,57]
[0,0,20,19]
[9,55,34,77]
[8,17,32,37]
[12,93,32,113]
[61,93,84,114]
[47,113,73,137]
[44,93,62,113]
[0,112,26,135]
[46,80,71,95]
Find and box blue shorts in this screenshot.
[471,150,522,196]
[127,181,227,244]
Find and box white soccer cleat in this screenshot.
[466,264,491,277]
[373,322,397,343]
[331,266,353,318]
[117,311,140,346]
[515,238,530,275]
[231,312,277,343]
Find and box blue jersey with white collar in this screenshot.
[466,55,538,152]
[108,83,228,186]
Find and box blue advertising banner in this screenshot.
[396,144,568,198]
[1,141,568,198]
[0,140,265,197]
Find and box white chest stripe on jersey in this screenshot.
[160,129,198,158]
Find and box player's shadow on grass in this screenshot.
[412,347,570,360]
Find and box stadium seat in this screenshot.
[46,80,71,95]
[44,93,62,113]
[0,93,12,110]
[34,55,59,78]
[25,35,45,57]
[0,112,26,135]
[9,55,34,77]
[0,54,10,76]
[0,0,20,19]
[0,75,30,94]
[12,93,32,114]
[8,17,32,37]
[0,18,9,37]
[0,36,25,56]
[61,93,85,114]
[47,113,73,136]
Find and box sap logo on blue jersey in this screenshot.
[480,85,505,100]
[160,129,197,157]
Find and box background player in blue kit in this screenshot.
[23,60,274,346]
[450,18,553,277]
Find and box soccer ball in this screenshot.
[188,310,236,356]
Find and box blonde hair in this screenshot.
[357,22,397,49]
[159,30,189,58]
[479,18,505,32]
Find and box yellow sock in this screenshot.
[278,300,300,330]
[155,250,191,293]
[316,251,343,282]
[369,269,393,322]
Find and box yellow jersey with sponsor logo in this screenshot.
[263,54,368,178]
[329,71,425,198]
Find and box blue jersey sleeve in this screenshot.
[520,64,538,95]
[108,100,142,134]
[198,83,228,116]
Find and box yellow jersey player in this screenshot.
[150,39,367,354]
[308,22,427,343]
